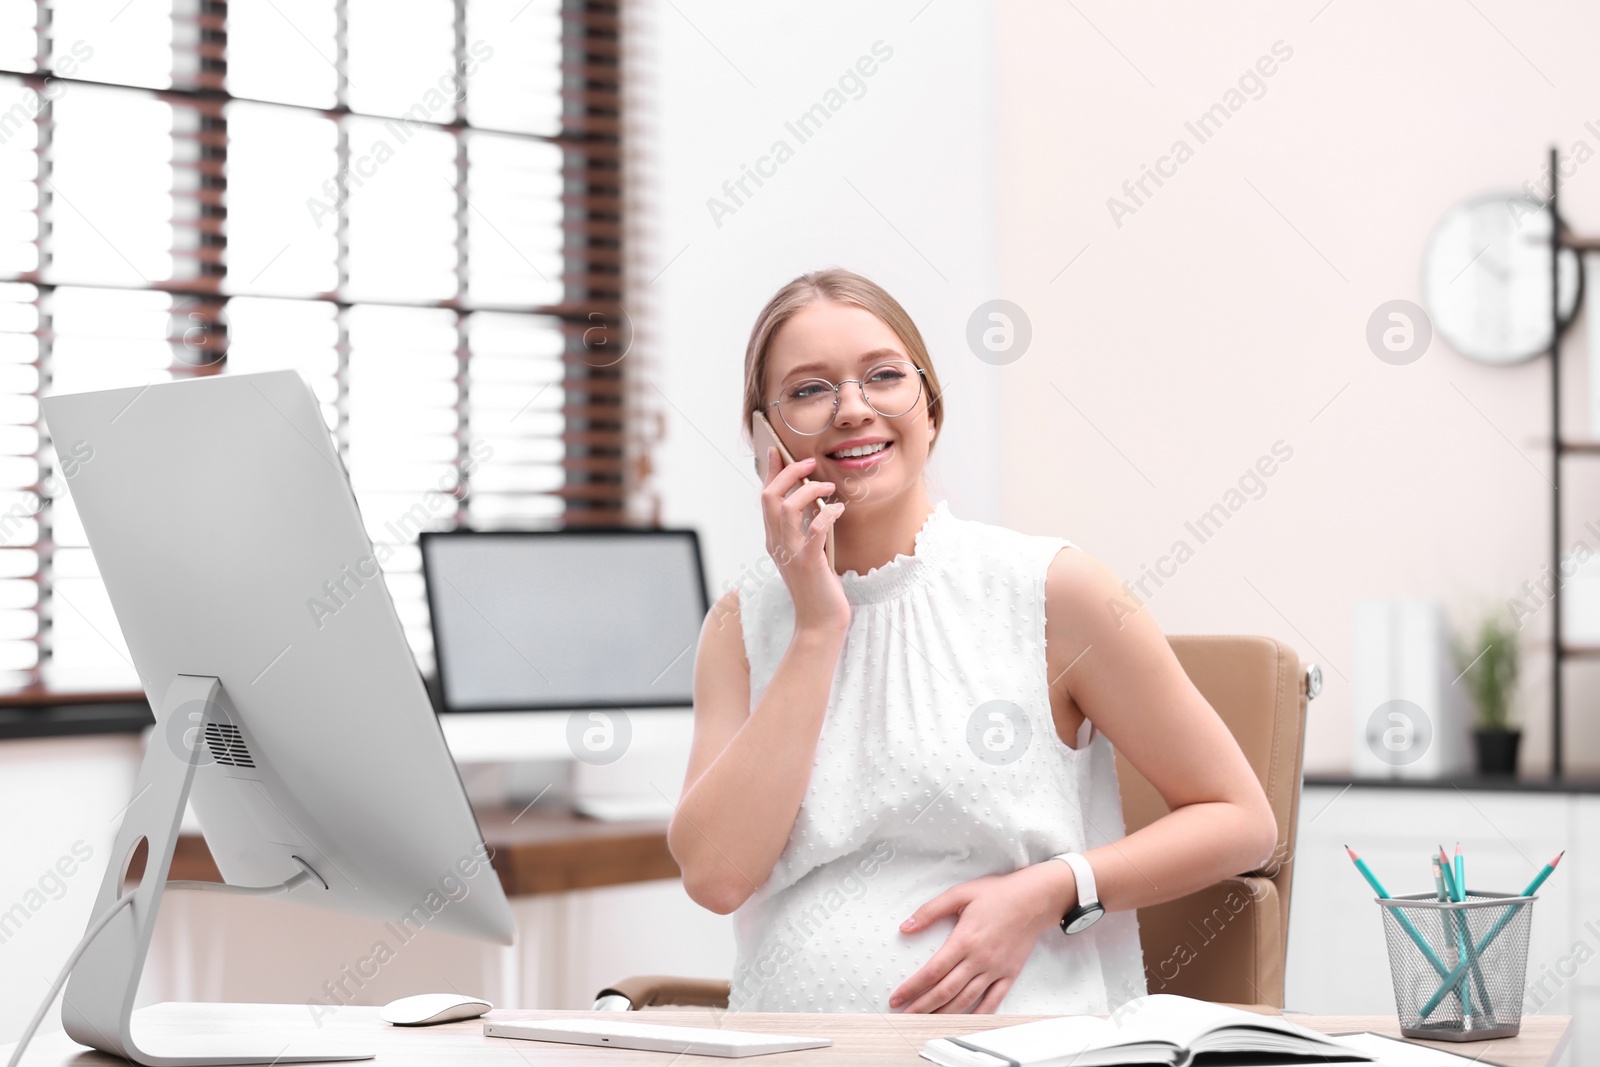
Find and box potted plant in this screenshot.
[1449,608,1522,776]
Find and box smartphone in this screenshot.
[751,410,836,570]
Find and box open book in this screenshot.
[920,995,1374,1067]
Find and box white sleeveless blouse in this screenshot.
[728,498,1147,1014]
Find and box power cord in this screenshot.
[5,858,322,1064]
[6,888,136,1067]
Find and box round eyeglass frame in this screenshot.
[764,360,928,436]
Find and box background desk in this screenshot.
[1,1004,1574,1066]
[126,804,736,1016]
[133,803,679,895]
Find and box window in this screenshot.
[0,0,629,695]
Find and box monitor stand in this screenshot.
[60,675,372,1065]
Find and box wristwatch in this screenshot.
[1051,852,1104,934]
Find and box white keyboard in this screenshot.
[484,1018,832,1058]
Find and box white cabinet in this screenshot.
[1290,784,1593,1066]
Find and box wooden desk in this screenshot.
[2,1004,1573,1066]
[128,804,677,896]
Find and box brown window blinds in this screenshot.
[0,0,627,696]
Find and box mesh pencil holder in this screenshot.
[1376,890,1536,1042]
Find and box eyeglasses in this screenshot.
[764,359,927,436]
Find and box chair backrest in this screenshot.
[1114,635,1311,1007]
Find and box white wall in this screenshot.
[644,0,1004,594]
[993,0,1600,776]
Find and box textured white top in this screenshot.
[728,498,1147,1014]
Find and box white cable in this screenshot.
[6,888,136,1067]
[167,880,291,895]
[166,856,324,897]
[166,871,308,897]
[4,859,321,1065]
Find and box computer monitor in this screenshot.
[420,529,709,714]
[38,370,514,1065]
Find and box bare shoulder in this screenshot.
[702,587,750,675]
[1042,539,1176,708]
[678,588,753,819]
[1043,542,1146,644]
[1041,539,1275,846]
[711,586,741,622]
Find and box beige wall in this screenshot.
[995,1,1600,775]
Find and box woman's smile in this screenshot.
[821,437,895,471]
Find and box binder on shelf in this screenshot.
[1352,597,1472,780]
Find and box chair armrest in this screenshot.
[1136,875,1285,1007]
[594,975,732,1010]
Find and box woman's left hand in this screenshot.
[889,863,1073,1013]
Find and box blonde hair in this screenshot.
[741,268,944,452]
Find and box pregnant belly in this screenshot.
[731,849,1107,1014]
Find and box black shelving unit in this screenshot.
[1547,143,1600,780]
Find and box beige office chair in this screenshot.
[596,635,1318,1012]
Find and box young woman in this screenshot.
[667,268,1278,1015]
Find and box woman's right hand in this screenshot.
[761,446,851,636]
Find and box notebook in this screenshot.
[919,995,1374,1067]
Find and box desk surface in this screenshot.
[129,804,676,896]
[2,1003,1573,1067]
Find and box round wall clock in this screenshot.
[1421,191,1583,365]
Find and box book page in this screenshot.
[927,997,1365,1067]
[936,1014,1143,1064]
[1106,995,1350,1052]
[1106,995,1267,1047]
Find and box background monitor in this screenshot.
[420,529,709,714]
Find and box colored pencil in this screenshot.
[1421,851,1565,1018]
[1430,854,1468,1014]
[1345,846,1452,980]
[1446,843,1484,1017]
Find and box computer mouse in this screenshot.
[379,992,493,1026]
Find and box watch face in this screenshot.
[1062,904,1104,934]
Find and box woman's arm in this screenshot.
[667,587,849,915]
[672,450,851,915]
[890,546,1278,1013]
[1034,544,1280,911]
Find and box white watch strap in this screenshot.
[1053,852,1098,909]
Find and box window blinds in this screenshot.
[0,0,626,694]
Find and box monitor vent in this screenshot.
[204,722,255,768]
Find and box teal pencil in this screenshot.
[1430,854,1467,1014]
[1455,845,1493,1012]
[1345,845,1453,980]
[1434,848,1488,1013]
[1421,851,1566,1018]
[1444,844,1478,1018]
